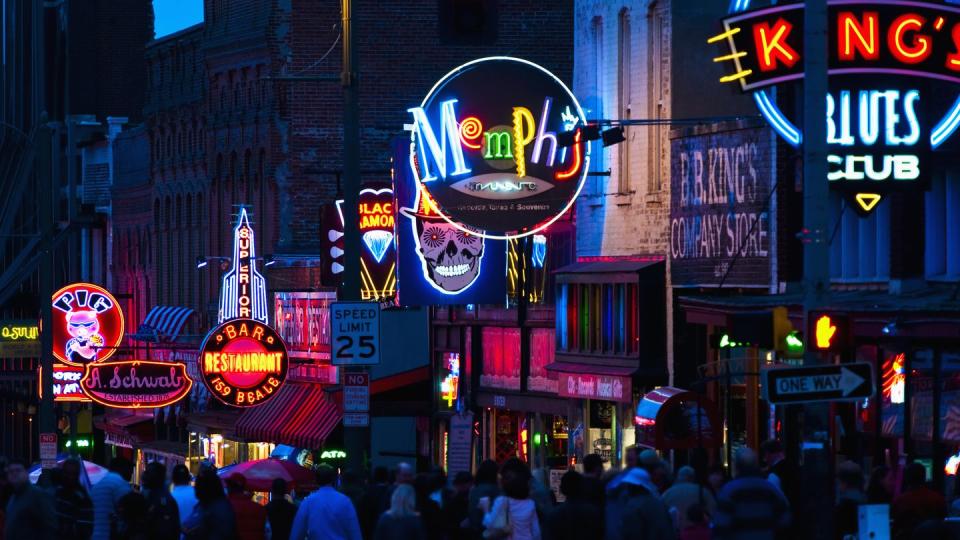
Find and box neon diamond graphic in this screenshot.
[362,230,394,263]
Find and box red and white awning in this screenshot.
[134,305,195,342]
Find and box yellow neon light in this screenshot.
[854,193,882,213]
[936,17,945,31]
[815,315,837,349]
[842,14,876,57]
[892,17,929,60]
[713,52,747,62]
[707,26,741,43]
[512,107,535,178]
[720,69,753,83]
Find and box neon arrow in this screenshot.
[854,193,882,213]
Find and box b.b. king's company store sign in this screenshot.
[199,319,289,407]
[407,57,589,239]
[712,0,960,214]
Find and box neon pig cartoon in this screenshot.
[52,283,124,365]
[64,311,105,364]
[400,187,485,294]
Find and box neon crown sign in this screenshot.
[407,57,590,239]
[219,208,268,324]
[711,0,960,214]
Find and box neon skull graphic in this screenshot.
[65,310,105,364]
[401,187,484,293]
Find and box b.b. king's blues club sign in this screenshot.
[711,0,960,214]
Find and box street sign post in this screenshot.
[763,363,873,405]
[343,413,370,427]
[331,302,380,365]
[40,432,57,469]
[343,372,370,412]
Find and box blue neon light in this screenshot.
[932,96,960,149]
[408,99,471,182]
[754,92,801,146]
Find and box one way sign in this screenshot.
[763,363,873,405]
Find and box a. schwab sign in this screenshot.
[670,124,774,288]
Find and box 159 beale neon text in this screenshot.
[407,57,589,238]
[711,0,960,215]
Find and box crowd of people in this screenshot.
[0,441,957,540]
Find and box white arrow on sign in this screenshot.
[775,367,866,397]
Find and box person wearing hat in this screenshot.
[226,472,267,540]
[290,465,362,540]
[617,468,676,540]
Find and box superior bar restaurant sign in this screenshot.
[407,57,589,239]
[670,125,773,287]
[711,0,960,214]
[199,318,289,407]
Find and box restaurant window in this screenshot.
[925,173,960,280]
[480,327,521,390]
[556,283,639,355]
[528,328,558,393]
[829,195,890,281]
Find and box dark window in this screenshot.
[438,0,497,45]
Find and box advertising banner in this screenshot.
[670,125,774,288]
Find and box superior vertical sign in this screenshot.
[710,1,960,214]
[219,208,268,323]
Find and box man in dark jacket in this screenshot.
[56,458,94,539]
[714,448,791,540]
[618,468,675,540]
[5,459,57,540]
[544,471,603,540]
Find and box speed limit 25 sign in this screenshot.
[331,302,380,365]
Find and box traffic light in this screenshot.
[773,307,803,357]
[809,313,847,351]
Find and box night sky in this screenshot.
[153,0,203,38]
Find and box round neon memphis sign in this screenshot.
[199,319,289,407]
[407,57,590,240]
[52,283,125,366]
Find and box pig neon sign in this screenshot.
[711,1,960,215]
[407,57,589,239]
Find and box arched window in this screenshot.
[244,149,252,202]
[646,2,665,193]
[617,7,631,193]
[230,151,238,202]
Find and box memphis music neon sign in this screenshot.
[711,1,960,214]
[219,208,268,324]
[407,57,589,239]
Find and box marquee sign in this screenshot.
[219,208,268,324]
[331,187,397,301]
[711,0,960,214]
[393,139,508,305]
[52,283,125,366]
[37,363,91,402]
[407,57,589,239]
[199,318,288,407]
[80,360,192,408]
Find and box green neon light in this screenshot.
[785,331,804,351]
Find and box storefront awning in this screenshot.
[186,410,243,438]
[94,411,154,446]
[545,362,636,376]
[236,382,341,450]
[555,258,663,283]
[635,387,721,450]
[134,305,195,342]
[546,362,635,403]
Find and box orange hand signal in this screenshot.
[815,315,837,349]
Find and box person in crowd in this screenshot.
[373,484,425,540]
[706,466,727,498]
[140,462,181,540]
[56,458,94,539]
[414,473,444,540]
[662,465,716,533]
[169,464,196,532]
[866,465,894,505]
[289,464,362,540]
[0,455,10,538]
[445,471,473,540]
[678,504,711,540]
[891,462,946,540]
[529,468,555,528]
[4,458,57,539]
[361,467,392,539]
[91,456,133,540]
[543,470,602,540]
[581,454,606,508]
[624,446,640,470]
[267,478,297,540]
[427,467,447,510]
[618,467,675,540]
[760,439,798,506]
[113,490,150,540]
[834,461,865,540]
[713,448,790,539]
[468,460,500,536]
[481,461,541,540]
[395,463,415,487]
[225,473,267,540]
[184,468,237,540]
[341,470,366,515]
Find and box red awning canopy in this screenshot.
[236,382,340,449]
